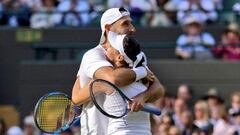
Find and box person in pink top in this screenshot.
[212,23,240,60]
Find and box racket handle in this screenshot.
[142,105,161,116]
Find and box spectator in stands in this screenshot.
[175,15,215,60]
[172,98,187,131]
[203,88,224,126]
[7,126,24,135]
[212,104,237,135]
[180,109,200,135]
[142,1,177,27]
[0,0,31,27]
[128,0,158,25]
[194,100,213,134]
[153,113,174,135]
[176,0,218,24]
[230,109,240,135]
[107,0,130,9]
[30,0,59,28]
[23,114,39,135]
[24,0,42,12]
[56,0,91,27]
[233,2,240,22]
[212,23,240,60]
[212,0,223,10]
[229,91,240,125]
[152,92,175,124]
[177,84,193,104]
[168,126,182,135]
[0,117,7,135]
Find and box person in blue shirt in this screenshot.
[175,15,216,60]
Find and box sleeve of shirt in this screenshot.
[82,48,113,78]
[203,33,216,46]
[176,35,187,47]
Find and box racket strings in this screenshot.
[36,95,72,132]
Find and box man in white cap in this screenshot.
[71,7,164,135]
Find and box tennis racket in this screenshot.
[89,79,161,119]
[34,92,81,134]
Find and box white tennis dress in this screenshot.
[105,82,151,135]
[77,45,112,135]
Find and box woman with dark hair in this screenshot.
[103,32,163,135]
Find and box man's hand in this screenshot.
[128,92,146,112]
[145,68,154,82]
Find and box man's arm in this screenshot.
[94,66,136,87]
[71,77,92,105]
[129,75,165,112]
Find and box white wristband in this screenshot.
[132,66,147,81]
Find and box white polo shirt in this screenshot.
[77,45,113,135]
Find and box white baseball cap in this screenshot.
[99,7,130,45]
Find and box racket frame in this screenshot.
[34,92,80,134]
[89,79,161,119]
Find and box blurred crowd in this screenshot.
[1,85,240,135]
[151,85,240,135]
[175,16,240,61]
[0,0,239,28]
[0,113,81,135]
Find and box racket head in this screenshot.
[34,92,76,134]
[90,79,129,119]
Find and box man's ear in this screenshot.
[105,24,111,32]
[117,55,124,62]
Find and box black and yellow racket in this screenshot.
[33,92,81,134]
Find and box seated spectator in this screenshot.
[233,2,240,15]
[24,0,42,12]
[180,109,200,135]
[23,114,39,135]
[202,88,224,126]
[194,100,213,134]
[212,104,237,135]
[176,0,218,24]
[172,98,188,131]
[152,92,175,124]
[128,0,158,25]
[154,114,175,135]
[56,0,91,27]
[177,84,193,104]
[168,126,182,135]
[7,126,24,135]
[175,16,216,60]
[30,0,59,28]
[230,109,240,135]
[212,23,240,60]
[142,1,177,27]
[107,0,130,9]
[1,0,31,27]
[229,91,240,125]
[211,0,223,10]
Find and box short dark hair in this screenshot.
[122,35,144,67]
[123,35,140,61]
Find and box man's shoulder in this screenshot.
[83,45,105,57]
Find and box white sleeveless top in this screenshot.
[105,82,151,135]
